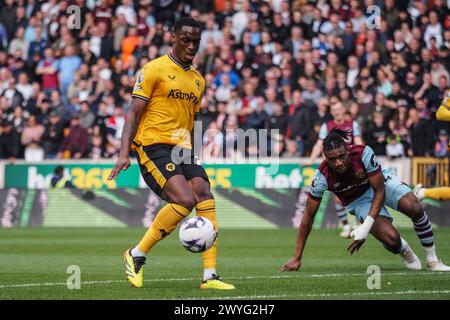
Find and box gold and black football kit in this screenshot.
[131,53,207,196]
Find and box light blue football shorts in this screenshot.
[345,168,411,223]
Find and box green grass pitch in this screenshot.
[0,228,449,299]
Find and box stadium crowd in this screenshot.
[0,0,449,161]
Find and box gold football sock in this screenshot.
[424,187,450,200]
[196,199,218,269]
[138,203,191,253]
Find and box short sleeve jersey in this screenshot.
[309,145,382,206]
[131,53,205,149]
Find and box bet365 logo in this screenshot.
[366,5,381,30]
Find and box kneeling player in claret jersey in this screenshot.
[282,128,450,272]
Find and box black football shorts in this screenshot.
[134,143,209,198]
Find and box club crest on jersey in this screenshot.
[370,154,378,167]
[354,171,366,179]
[195,80,201,91]
[166,163,175,172]
[136,72,144,85]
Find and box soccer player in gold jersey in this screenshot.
[108,17,234,290]
[436,89,450,122]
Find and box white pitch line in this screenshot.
[179,290,450,300]
[180,294,289,300]
[0,271,449,289]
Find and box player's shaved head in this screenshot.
[173,17,201,33]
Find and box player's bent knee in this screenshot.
[383,230,401,253]
[384,233,401,253]
[399,193,424,221]
[190,179,214,204]
[196,191,214,204]
[409,202,424,222]
[172,196,196,211]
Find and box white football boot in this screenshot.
[427,260,450,271]
[400,247,422,270]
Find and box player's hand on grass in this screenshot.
[281,256,301,272]
[347,216,374,255]
[347,239,365,255]
[108,155,130,180]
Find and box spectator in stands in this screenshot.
[431,59,450,87]
[8,27,29,61]
[0,0,17,41]
[21,114,44,161]
[2,77,24,109]
[301,79,322,106]
[36,98,52,126]
[79,101,95,130]
[16,72,33,102]
[427,129,449,185]
[0,119,21,160]
[266,101,287,137]
[407,108,433,157]
[0,0,448,161]
[424,10,443,48]
[9,103,27,130]
[27,25,47,65]
[345,55,360,88]
[35,47,59,96]
[364,112,391,156]
[215,73,234,103]
[121,26,139,67]
[105,105,126,153]
[386,134,406,159]
[89,134,105,160]
[58,45,82,103]
[246,96,269,131]
[57,115,89,159]
[42,111,64,159]
[282,139,301,158]
[414,72,441,109]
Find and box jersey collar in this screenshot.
[168,53,191,71]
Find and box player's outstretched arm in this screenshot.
[365,171,385,221]
[281,196,321,272]
[347,171,385,255]
[108,98,147,180]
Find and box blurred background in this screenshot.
[0,0,449,229]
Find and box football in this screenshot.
[179,216,216,253]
